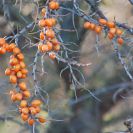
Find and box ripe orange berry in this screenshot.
[19,82,27,91]
[13,47,21,55]
[49,1,59,10]
[31,99,42,107]
[21,113,29,121]
[45,19,53,27]
[35,106,41,113]
[3,43,9,51]
[10,58,18,66]
[23,90,31,98]
[83,22,91,29]
[52,38,59,46]
[5,68,11,76]
[116,29,123,36]
[10,75,17,84]
[117,37,124,45]
[38,19,46,27]
[94,26,102,34]
[28,118,35,126]
[90,23,96,30]
[0,47,6,54]
[53,44,60,51]
[29,107,37,115]
[40,32,45,40]
[21,74,27,79]
[47,42,53,51]
[13,64,21,72]
[46,29,55,38]
[109,28,116,35]
[0,38,6,46]
[20,61,26,69]
[15,93,23,101]
[49,52,56,60]
[22,107,29,114]
[20,100,28,108]
[99,18,107,25]
[8,43,16,52]
[17,53,24,60]
[41,45,49,52]
[21,69,28,75]
[16,71,22,78]
[107,22,115,28]
[41,8,46,16]
[108,33,114,40]
[38,116,46,123]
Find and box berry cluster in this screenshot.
[84,18,124,45]
[38,0,60,60]
[0,38,46,126]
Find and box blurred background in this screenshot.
[0,0,133,133]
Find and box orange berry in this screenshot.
[22,107,29,114]
[21,74,27,79]
[41,8,46,16]
[90,23,96,30]
[108,33,114,40]
[0,47,6,54]
[116,29,123,36]
[28,118,35,126]
[13,64,21,72]
[99,18,107,25]
[9,58,18,66]
[13,47,21,55]
[15,93,23,101]
[38,19,46,27]
[109,28,116,35]
[38,116,46,123]
[5,68,11,76]
[31,99,42,107]
[53,44,60,51]
[19,82,27,91]
[17,53,24,60]
[20,100,28,108]
[21,69,28,75]
[46,29,55,38]
[21,113,29,121]
[49,52,56,60]
[10,75,17,84]
[40,32,45,40]
[94,26,102,34]
[16,71,22,78]
[8,43,16,52]
[23,90,31,98]
[52,38,59,46]
[20,61,26,69]
[35,106,41,113]
[47,42,53,51]
[45,19,53,27]
[29,107,37,115]
[49,1,59,10]
[107,22,115,28]
[83,22,91,29]
[41,45,49,52]
[117,37,124,45]
[0,38,6,46]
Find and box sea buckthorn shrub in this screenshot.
[0,0,133,133]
